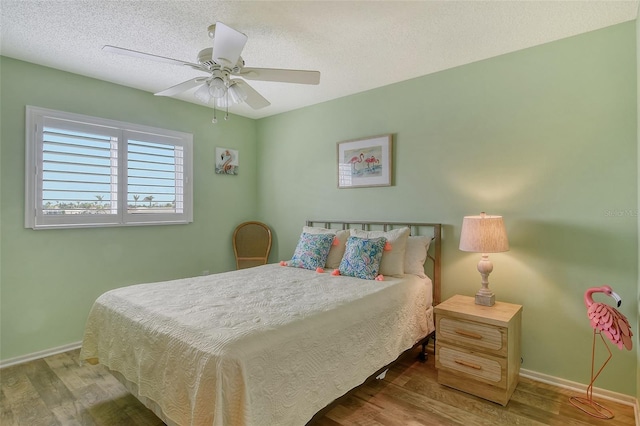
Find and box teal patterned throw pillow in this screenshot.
[289,233,335,270]
[339,236,387,280]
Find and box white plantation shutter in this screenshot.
[41,119,119,215]
[26,106,192,229]
[124,131,189,224]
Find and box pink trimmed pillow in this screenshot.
[302,226,349,269]
[350,227,410,277]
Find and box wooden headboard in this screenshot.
[305,220,442,306]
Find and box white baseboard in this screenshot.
[520,368,639,425]
[0,341,82,369]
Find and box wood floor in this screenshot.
[1,346,635,426]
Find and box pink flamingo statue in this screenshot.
[569,285,633,419]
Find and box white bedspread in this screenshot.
[80,264,433,426]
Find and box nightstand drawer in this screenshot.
[438,317,506,356]
[436,343,506,388]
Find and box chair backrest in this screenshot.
[232,221,272,269]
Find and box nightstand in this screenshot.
[434,294,522,405]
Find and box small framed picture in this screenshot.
[337,134,392,188]
[215,147,239,175]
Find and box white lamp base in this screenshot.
[475,291,495,306]
[475,254,496,306]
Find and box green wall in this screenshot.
[257,23,638,396]
[0,57,259,360]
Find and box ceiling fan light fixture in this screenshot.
[194,84,212,104]
[214,96,229,109]
[209,77,226,98]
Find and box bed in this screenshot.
[80,220,442,426]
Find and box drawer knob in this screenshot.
[454,359,482,370]
[454,329,483,340]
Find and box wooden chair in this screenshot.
[233,221,272,269]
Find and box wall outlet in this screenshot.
[201,270,209,276]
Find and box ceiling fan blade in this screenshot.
[103,45,207,72]
[212,22,248,68]
[154,77,208,97]
[239,67,320,85]
[234,80,270,109]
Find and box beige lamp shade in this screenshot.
[459,212,509,306]
[459,213,509,253]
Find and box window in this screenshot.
[25,106,193,229]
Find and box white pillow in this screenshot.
[350,227,410,277]
[404,235,432,278]
[302,226,349,269]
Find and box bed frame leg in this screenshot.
[419,341,428,362]
[418,332,435,363]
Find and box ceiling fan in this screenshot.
[103,22,320,121]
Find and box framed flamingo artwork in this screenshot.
[337,134,392,188]
[215,147,239,175]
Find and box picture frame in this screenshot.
[215,147,239,175]
[337,134,392,188]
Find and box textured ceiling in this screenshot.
[1,1,638,120]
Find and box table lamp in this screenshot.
[459,212,509,306]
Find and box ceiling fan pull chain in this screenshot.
[212,105,218,124]
[225,88,230,121]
